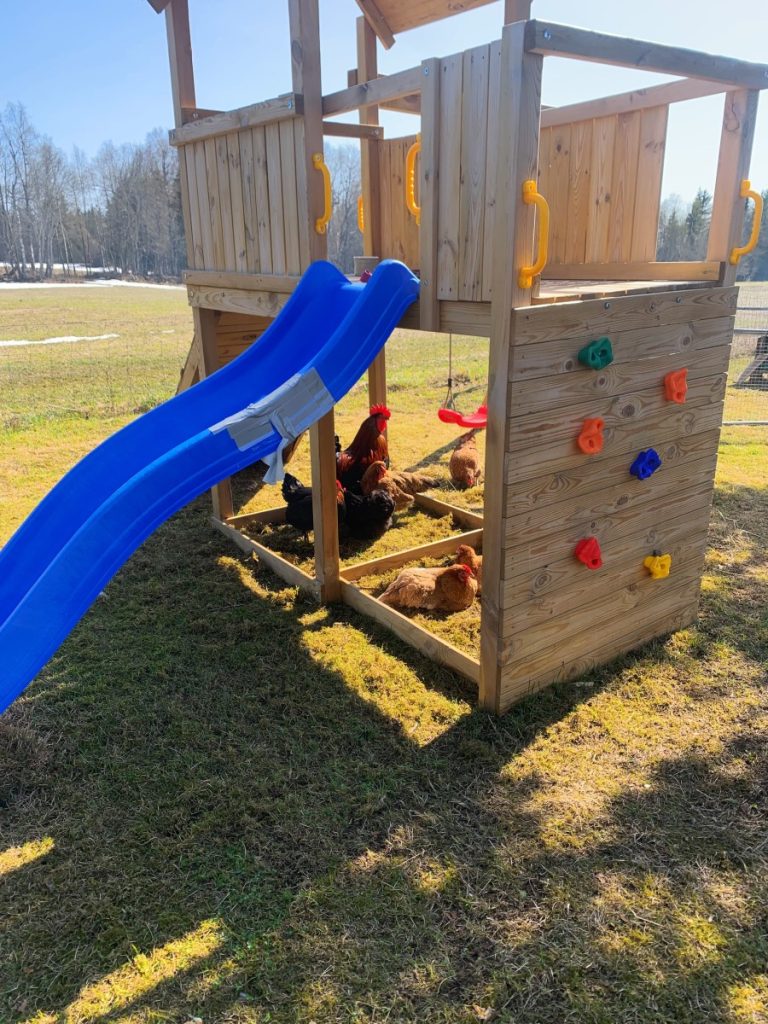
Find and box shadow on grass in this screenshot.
[1,480,766,1023]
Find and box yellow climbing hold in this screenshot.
[644,553,672,579]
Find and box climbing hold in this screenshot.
[577,417,605,454]
[630,449,662,480]
[644,553,672,579]
[664,368,688,403]
[578,337,614,370]
[359,269,373,283]
[574,536,603,570]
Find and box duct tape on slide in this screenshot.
[210,367,334,483]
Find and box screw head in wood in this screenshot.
[543,29,552,40]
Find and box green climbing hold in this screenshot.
[578,337,614,370]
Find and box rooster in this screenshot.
[343,487,395,540]
[336,405,390,488]
[379,563,477,613]
[360,461,413,511]
[282,473,345,539]
[455,544,483,594]
[450,430,482,489]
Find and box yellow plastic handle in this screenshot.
[313,152,332,235]
[357,195,365,234]
[518,179,550,289]
[730,179,763,265]
[405,135,421,226]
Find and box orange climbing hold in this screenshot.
[664,368,688,404]
[577,417,605,455]
[644,553,672,579]
[574,537,603,570]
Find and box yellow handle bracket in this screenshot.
[518,179,550,289]
[405,135,421,226]
[313,152,332,235]
[357,195,365,235]
[730,179,763,265]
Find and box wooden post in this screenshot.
[504,0,532,22]
[419,57,441,332]
[164,0,195,126]
[194,306,234,521]
[357,16,387,408]
[707,89,760,287]
[289,0,341,602]
[480,22,542,713]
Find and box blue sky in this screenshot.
[0,0,766,203]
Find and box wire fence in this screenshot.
[726,290,768,427]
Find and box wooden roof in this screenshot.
[146,0,171,11]
[355,0,500,47]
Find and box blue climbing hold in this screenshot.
[630,449,662,480]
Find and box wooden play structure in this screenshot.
[148,0,766,713]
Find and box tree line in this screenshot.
[2,101,765,282]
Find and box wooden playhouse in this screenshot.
[147,0,765,714]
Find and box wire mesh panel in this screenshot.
[725,287,768,426]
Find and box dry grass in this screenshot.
[0,284,767,1024]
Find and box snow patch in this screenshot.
[0,333,120,349]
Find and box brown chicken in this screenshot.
[360,461,414,511]
[336,405,390,488]
[455,543,483,594]
[450,430,482,489]
[387,469,437,495]
[379,563,478,613]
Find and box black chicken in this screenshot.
[343,487,395,540]
[282,473,345,539]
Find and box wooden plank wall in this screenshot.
[180,116,306,275]
[496,284,737,712]
[214,312,273,369]
[375,134,421,268]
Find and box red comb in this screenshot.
[370,404,391,419]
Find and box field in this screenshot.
[1,284,767,1024]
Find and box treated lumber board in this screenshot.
[564,118,592,264]
[164,0,195,127]
[226,506,287,527]
[340,528,483,582]
[176,329,202,393]
[524,21,768,89]
[414,492,484,528]
[506,388,726,484]
[340,581,480,684]
[534,280,712,302]
[183,146,205,268]
[322,121,383,139]
[504,427,722,517]
[458,44,491,300]
[265,122,287,275]
[212,517,320,596]
[216,134,237,270]
[440,300,492,336]
[365,0,497,37]
[170,95,300,145]
[252,127,273,273]
[543,261,720,282]
[508,340,731,415]
[585,114,616,262]
[187,285,291,318]
[505,0,532,20]
[354,0,395,48]
[193,141,214,266]
[292,119,312,273]
[607,111,642,262]
[357,16,383,265]
[279,118,302,275]
[503,450,719,545]
[509,314,734,381]
[541,78,727,128]
[227,133,249,273]
[322,65,423,117]
[499,594,700,711]
[196,308,233,520]
[203,138,226,268]
[506,373,727,453]
[183,271,297,292]
[501,554,706,662]
[544,123,571,265]
[510,286,737,345]
[630,106,668,261]
[502,499,713,602]
[436,51,464,300]
[419,57,441,330]
[481,40,502,302]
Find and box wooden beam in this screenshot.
[169,94,301,146]
[482,21,542,713]
[525,21,768,89]
[211,518,321,597]
[194,307,234,521]
[183,270,298,292]
[354,0,395,49]
[543,260,723,282]
[186,284,291,318]
[344,68,420,114]
[414,493,484,529]
[322,121,383,140]
[541,77,727,129]
[147,0,172,13]
[504,0,531,21]
[164,0,195,127]
[419,57,441,331]
[322,65,423,118]
[340,581,480,684]
[707,89,760,285]
[340,529,483,582]
[226,506,287,528]
[181,106,224,124]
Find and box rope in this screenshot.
[442,333,457,410]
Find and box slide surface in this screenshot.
[0,260,419,714]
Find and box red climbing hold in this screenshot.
[574,536,603,570]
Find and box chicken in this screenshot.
[450,430,482,489]
[387,469,437,495]
[360,461,413,511]
[282,473,344,538]
[336,405,390,488]
[343,487,395,540]
[455,543,483,594]
[379,563,478,613]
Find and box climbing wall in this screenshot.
[498,284,737,712]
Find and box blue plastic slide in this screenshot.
[0,260,419,713]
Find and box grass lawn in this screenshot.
[1,284,767,1024]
